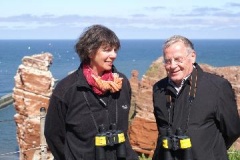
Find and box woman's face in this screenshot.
[163,42,196,86]
[89,45,117,76]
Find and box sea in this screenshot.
[0,39,240,160]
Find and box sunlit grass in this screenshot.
[138,154,152,160]
[137,148,240,160]
[228,147,240,160]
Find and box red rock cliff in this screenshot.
[12,53,54,160]
[12,54,240,159]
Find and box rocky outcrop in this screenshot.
[128,57,240,157]
[12,53,54,160]
[12,53,240,159]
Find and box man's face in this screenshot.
[163,42,196,86]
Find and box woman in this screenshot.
[44,24,139,160]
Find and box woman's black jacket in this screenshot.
[44,64,138,160]
[152,63,240,160]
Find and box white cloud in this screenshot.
[1,0,240,39]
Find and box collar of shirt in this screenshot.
[169,78,187,95]
[168,66,195,95]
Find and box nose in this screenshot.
[109,49,117,58]
[169,59,178,68]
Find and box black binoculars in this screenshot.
[162,128,193,160]
[95,123,126,160]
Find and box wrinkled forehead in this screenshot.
[163,41,194,58]
[163,42,188,55]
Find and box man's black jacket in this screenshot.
[152,63,240,160]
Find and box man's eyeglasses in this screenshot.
[163,53,191,66]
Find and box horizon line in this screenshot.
[0,38,240,40]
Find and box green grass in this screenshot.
[137,149,240,160]
[138,154,152,160]
[228,148,240,160]
[145,63,159,77]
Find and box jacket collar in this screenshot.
[167,63,202,96]
[193,63,204,84]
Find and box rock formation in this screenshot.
[128,57,240,157]
[12,53,240,159]
[12,53,54,160]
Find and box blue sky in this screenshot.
[1,0,240,39]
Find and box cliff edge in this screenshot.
[12,54,240,159]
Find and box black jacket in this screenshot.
[44,64,138,160]
[152,63,240,160]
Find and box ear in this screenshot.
[190,52,196,63]
[88,53,93,59]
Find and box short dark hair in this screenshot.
[75,24,120,63]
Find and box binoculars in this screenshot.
[95,123,126,160]
[162,128,193,160]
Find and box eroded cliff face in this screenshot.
[12,53,54,160]
[12,54,240,159]
[128,57,240,157]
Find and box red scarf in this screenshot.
[83,64,122,95]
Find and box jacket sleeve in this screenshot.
[216,79,240,149]
[44,94,67,160]
[125,135,140,160]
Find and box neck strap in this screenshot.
[166,67,198,132]
[82,91,118,133]
[188,67,197,102]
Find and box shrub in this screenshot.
[228,148,240,160]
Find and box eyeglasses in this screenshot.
[163,53,190,66]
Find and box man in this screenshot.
[152,35,240,160]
